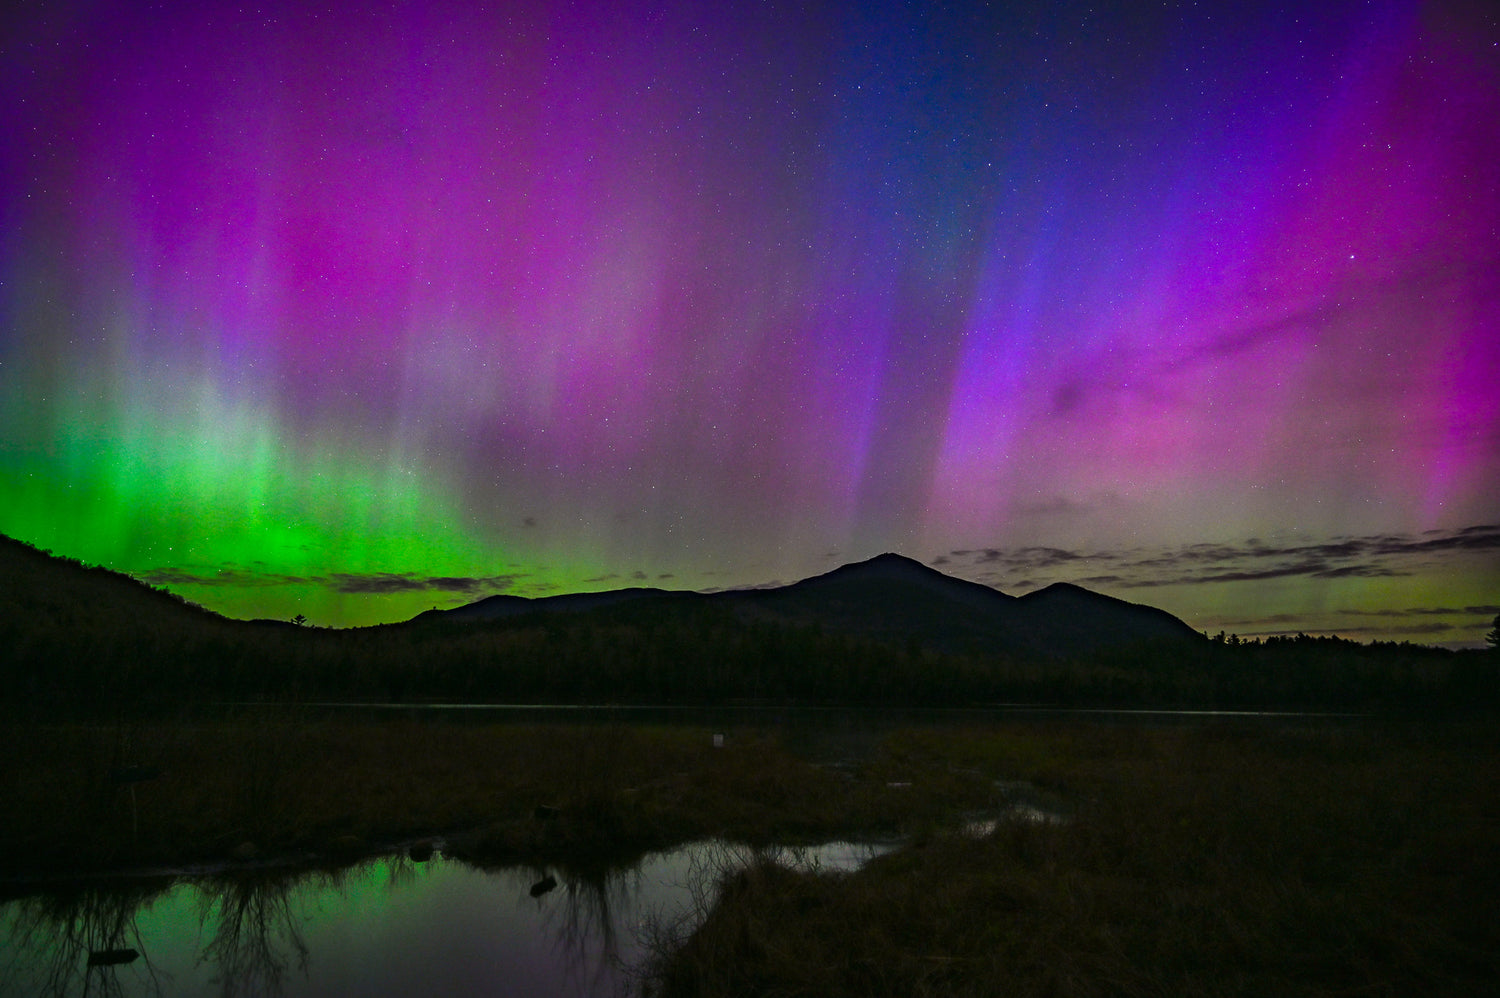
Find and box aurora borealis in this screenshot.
[2,0,1497,644]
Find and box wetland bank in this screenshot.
[4,710,1498,996]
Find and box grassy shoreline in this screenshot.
[6,714,1498,994]
[1,713,1000,886]
[640,719,1500,997]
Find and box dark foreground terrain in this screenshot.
[5,535,1498,992]
[3,714,1497,996]
[639,719,1500,997]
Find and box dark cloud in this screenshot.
[143,563,531,597]
[1307,564,1405,579]
[1339,604,1500,619]
[1020,546,1085,567]
[944,524,1498,593]
[425,575,523,594]
[1397,622,1457,635]
[140,569,215,586]
[328,573,522,595]
[1373,524,1500,555]
[141,567,313,588]
[328,573,429,594]
[948,544,1107,574]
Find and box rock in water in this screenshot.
[88,949,139,967]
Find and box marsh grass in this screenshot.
[639,721,1500,997]
[7,714,1497,994]
[0,714,996,883]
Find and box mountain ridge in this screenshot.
[5,533,1483,711]
[419,551,1203,659]
[0,534,1202,661]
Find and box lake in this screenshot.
[0,838,890,997]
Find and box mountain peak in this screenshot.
[415,549,1200,657]
[843,551,938,573]
[1019,579,1204,645]
[1023,581,1093,599]
[781,552,1010,602]
[808,551,960,581]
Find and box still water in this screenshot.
[0,839,888,998]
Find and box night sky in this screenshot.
[3,0,1497,645]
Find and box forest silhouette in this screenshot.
[2,534,1494,711]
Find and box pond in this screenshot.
[0,838,891,997]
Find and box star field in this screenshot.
[2,0,1496,643]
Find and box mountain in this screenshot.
[0,534,300,706]
[0,533,1199,666]
[5,535,1479,710]
[751,555,1202,657]
[420,552,1203,659]
[0,533,223,633]
[1013,582,1207,656]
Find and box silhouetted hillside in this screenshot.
[733,553,1023,654]
[744,555,1202,658]
[0,536,316,705]
[0,533,222,632]
[1014,582,1205,656]
[1,535,1490,711]
[419,553,1203,660]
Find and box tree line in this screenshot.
[6,589,1495,713]
[3,535,1494,712]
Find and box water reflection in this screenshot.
[1,839,887,997]
[538,865,630,996]
[2,881,167,997]
[196,871,312,997]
